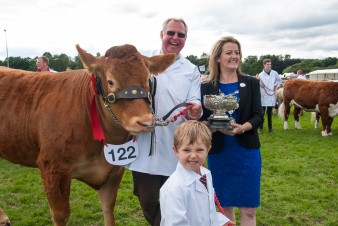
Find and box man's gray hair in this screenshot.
[162,17,188,34]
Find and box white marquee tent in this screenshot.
[307,69,338,81]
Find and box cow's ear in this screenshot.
[76,44,97,71]
[143,53,176,75]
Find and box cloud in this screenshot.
[0,0,337,61]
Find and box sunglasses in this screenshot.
[166,31,186,38]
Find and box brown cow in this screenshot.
[278,79,338,136]
[0,207,11,226]
[0,44,175,226]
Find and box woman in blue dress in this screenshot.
[200,36,263,226]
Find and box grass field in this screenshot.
[0,112,337,225]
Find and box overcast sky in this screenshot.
[1,0,338,62]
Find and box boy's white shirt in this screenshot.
[160,162,229,226]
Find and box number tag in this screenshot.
[103,140,139,166]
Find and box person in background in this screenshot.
[295,69,307,116]
[200,36,263,226]
[160,121,234,226]
[124,17,202,226]
[36,56,56,72]
[296,69,307,79]
[258,58,283,133]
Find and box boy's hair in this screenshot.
[174,121,211,149]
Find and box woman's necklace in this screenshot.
[219,89,239,97]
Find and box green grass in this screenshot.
[0,112,337,225]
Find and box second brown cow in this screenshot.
[278,79,338,136]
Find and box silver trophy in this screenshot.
[203,94,239,129]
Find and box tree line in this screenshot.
[0,52,88,72]
[1,52,337,76]
[187,53,338,76]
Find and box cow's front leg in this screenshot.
[283,101,291,130]
[39,162,71,226]
[326,117,333,135]
[98,166,124,226]
[319,106,333,136]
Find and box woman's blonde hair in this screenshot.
[173,121,211,149]
[202,36,243,86]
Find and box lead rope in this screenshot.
[214,193,225,215]
[148,104,193,156]
[202,163,225,216]
[149,76,157,156]
[260,80,276,96]
[167,104,193,122]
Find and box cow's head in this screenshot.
[76,44,175,134]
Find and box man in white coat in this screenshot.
[160,121,232,226]
[124,18,202,226]
[258,58,283,133]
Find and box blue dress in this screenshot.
[208,82,261,208]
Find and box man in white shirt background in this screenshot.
[258,58,283,133]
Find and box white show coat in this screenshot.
[259,69,283,106]
[297,75,307,80]
[124,50,201,176]
[160,163,229,226]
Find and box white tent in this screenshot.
[307,69,338,81]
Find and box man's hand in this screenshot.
[186,103,202,120]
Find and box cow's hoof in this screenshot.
[283,121,289,130]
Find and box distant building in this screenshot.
[307,69,338,81]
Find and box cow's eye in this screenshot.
[108,80,114,86]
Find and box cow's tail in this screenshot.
[278,102,285,120]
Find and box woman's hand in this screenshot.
[217,122,245,136]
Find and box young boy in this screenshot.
[160,121,234,226]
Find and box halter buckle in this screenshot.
[107,93,116,103]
